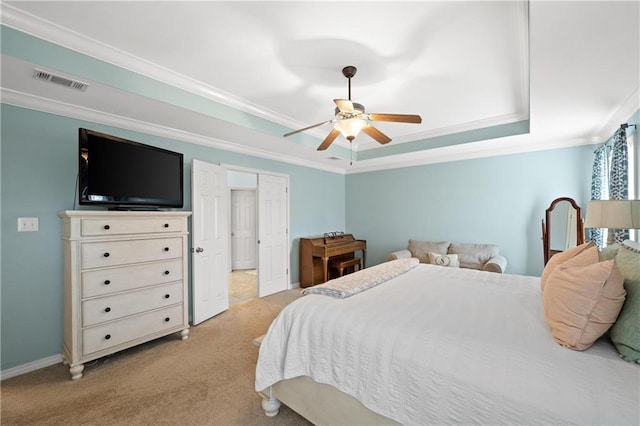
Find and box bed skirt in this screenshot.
[260,376,398,426]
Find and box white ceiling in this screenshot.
[1,1,638,173]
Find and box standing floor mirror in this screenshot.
[542,197,585,265]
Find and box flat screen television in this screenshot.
[79,128,184,209]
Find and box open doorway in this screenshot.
[228,171,258,306]
[192,161,290,324]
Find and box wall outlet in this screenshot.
[17,217,39,232]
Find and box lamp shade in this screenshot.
[584,200,640,229]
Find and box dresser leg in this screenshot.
[69,364,84,380]
[180,328,189,340]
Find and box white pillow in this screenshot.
[428,252,460,267]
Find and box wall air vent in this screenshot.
[33,69,88,92]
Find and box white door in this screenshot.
[191,159,229,325]
[231,190,257,270]
[257,173,289,297]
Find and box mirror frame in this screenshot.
[542,197,585,265]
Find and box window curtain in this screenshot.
[588,145,608,248]
[609,127,629,243]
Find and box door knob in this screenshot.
[195,247,204,253]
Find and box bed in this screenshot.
[255,259,639,425]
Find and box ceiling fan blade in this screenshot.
[283,119,333,137]
[368,113,422,124]
[362,124,392,145]
[334,99,354,113]
[317,129,340,151]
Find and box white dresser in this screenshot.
[58,210,191,380]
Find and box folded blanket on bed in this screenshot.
[301,257,419,298]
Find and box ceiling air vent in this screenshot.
[33,68,88,92]
[328,156,342,160]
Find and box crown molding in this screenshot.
[0,3,303,131]
[1,88,346,174]
[347,133,593,174]
[594,86,640,142]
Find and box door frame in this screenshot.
[221,163,291,293]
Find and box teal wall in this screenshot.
[2,22,638,374]
[345,146,595,277]
[0,104,345,370]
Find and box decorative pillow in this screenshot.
[543,249,626,351]
[609,240,640,363]
[599,243,620,261]
[408,240,450,264]
[448,243,498,270]
[427,252,460,268]
[540,241,596,292]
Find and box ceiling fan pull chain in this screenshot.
[350,141,353,166]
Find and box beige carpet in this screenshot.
[1,289,310,426]
[229,270,258,306]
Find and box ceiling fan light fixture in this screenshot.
[283,65,422,150]
[334,117,367,141]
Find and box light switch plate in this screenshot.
[17,217,39,232]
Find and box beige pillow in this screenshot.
[408,240,450,264]
[599,243,620,261]
[540,241,596,292]
[427,252,460,268]
[448,243,498,270]
[543,252,626,351]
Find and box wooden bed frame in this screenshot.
[259,376,398,425]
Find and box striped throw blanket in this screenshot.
[301,257,419,298]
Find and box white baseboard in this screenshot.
[290,281,300,289]
[1,354,63,381]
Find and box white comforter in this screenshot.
[256,264,640,425]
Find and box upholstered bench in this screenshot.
[330,257,362,277]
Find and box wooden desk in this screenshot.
[299,234,366,287]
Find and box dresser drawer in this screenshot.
[81,217,184,236]
[82,304,184,355]
[82,259,183,298]
[82,282,183,327]
[81,238,182,269]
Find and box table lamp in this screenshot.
[584,200,640,245]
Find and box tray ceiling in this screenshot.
[1,1,638,173]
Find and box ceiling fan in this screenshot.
[283,66,423,151]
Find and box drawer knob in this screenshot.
[164,294,170,299]
[105,307,111,313]
[105,334,111,340]
[104,280,111,285]
[163,223,169,228]
[164,270,170,275]
[103,224,110,230]
[103,252,110,258]
[163,247,170,252]
[165,317,170,322]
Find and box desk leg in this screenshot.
[322,256,329,283]
[362,250,366,268]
